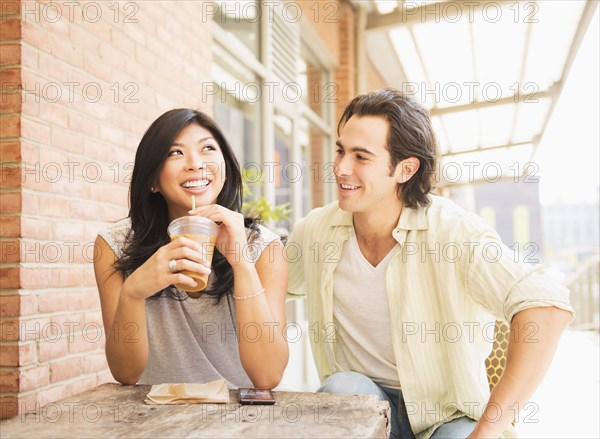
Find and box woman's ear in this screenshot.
[395,157,420,184]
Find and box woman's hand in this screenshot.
[122,237,211,301]
[188,205,249,268]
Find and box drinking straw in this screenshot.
[191,195,196,211]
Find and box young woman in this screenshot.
[94,109,288,388]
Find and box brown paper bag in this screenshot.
[145,379,230,404]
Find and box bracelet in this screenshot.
[233,288,265,300]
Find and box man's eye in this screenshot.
[356,154,366,161]
[335,148,343,155]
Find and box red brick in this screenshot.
[84,352,108,374]
[21,217,52,240]
[0,44,21,65]
[0,344,18,366]
[39,100,68,128]
[19,365,50,392]
[0,396,18,419]
[50,313,84,335]
[0,267,20,288]
[14,391,38,417]
[0,342,36,366]
[0,319,19,341]
[68,112,98,139]
[50,127,83,153]
[0,19,20,40]
[85,310,103,327]
[38,337,68,362]
[20,316,50,342]
[0,239,20,263]
[19,266,50,288]
[20,165,52,192]
[0,164,21,188]
[0,90,21,113]
[0,215,20,236]
[0,67,20,83]
[38,195,69,218]
[67,291,99,312]
[20,191,37,215]
[20,44,38,70]
[84,266,97,286]
[0,369,19,392]
[0,1,21,18]
[20,293,37,316]
[68,24,99,55]
[37,51,69,82]
[51,220,84,241]
[21,117,51,145]
[69,200,98,221]
[69,332,102,354]
[1,136,22,159]
[50,356,83,383]
[96,370,113,385]
[0,190,21,212]
[0,114,20,137]
[20,342,37,365]
[50,267,83,287]
[20,141,38,163]
[37,291,69,313]
[0,294,20,316]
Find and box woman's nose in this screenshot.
[186,153,204,170]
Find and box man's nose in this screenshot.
[335,155,352,176]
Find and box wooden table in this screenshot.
[1,383,390,438]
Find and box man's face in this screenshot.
[334,115,403,215]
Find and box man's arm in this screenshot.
[468,306,572,438]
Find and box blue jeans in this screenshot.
[317,372,477,439]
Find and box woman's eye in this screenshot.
[168,149,183,156]
[203,144,217,152]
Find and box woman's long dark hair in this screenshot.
[115,109,258,302]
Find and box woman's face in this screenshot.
[155,123,226,220]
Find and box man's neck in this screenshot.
[352,202,403,243]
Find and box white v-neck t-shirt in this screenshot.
[332,234,401,389]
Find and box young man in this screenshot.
[287,89,574,439]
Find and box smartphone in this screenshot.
[238,388,276,405]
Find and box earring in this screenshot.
[150,187,156,193]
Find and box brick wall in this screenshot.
[0,0,213,418]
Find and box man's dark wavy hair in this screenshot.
[115,109,258,302]
[338,88,438,208]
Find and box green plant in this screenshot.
[241,168,291,223]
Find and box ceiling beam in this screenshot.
[529,0,599,162]
[430,88,554,116]
[442,140,532,157]
[366,0,525,30]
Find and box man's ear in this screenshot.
[395,157,420,184]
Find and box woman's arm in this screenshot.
[189,204,289,389]
[233,239,289,389]
[94,235,209,385]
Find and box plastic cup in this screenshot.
[167,216,219,296]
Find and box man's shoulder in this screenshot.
[289,201,343,243]
[304,201,342,224]
[425,194,494,236]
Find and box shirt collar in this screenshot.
[330,196,430,245]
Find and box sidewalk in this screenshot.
[517,330,600,438]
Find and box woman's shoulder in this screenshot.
[243,222,281,263]
[97,218,132,258]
